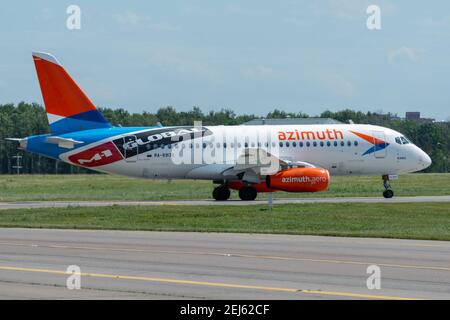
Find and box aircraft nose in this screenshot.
[418,150,432,169]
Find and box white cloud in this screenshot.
[310,0,396,21]
[317,73,356,98]
[283,17,306,26]
[113,11,178,31]
[226,5,272,17]
[183,7,209,16]
[144,50,219,81]
[41,8,53,21]
[113,11,147,26]
[420,15,450,28]
[241,65,275,80]
[388,47,418,64]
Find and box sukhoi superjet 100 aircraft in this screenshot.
[7,53,432,200]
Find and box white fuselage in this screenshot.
[60,124,432,181]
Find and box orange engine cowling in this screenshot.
[266,168,329,192]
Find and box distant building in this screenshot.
[405,112,421,121]
[242,118,343,125]
[405,112,435,123]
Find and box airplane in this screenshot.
[6,52,432,200]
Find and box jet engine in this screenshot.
[266,167,329,192]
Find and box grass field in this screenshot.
[0,173,449,201]
[0,203,449,240]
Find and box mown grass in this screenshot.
[0,173,449,201]
[0,202,449,240]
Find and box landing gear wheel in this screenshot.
[212,186,230,201]
[383,189,394,199]
[382,174,394,199]
[238,187,257,201]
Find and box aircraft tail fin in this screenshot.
[32,52,112,134]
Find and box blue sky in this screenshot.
[0,1,449,120]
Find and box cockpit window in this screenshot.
[400,136,410,144]
[396,136,411,145]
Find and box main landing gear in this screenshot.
[212,185,258,201]
[382,174,394,199]
[238,186,257,201]
[212,185,231,201]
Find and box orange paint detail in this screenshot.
[33,55,96,117]
[350,131,385,145]
[266,168,329,192]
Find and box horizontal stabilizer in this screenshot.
[5,138,27,149]
[45,136,84,149]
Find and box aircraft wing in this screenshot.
[222,148,317,183]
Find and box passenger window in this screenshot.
[340,141,345,147]
[354,141,358,146]
[292,141,297,147]
[347,141,351,147]
[306,141,310,147]
[279,142,283,147]
[286,142,290,147]
[320,141,324,147]
[299,141,304,147]
[327,141,331,147]
[313,141,317,147]
[334,141,338,147]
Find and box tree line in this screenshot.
[0,102,448,174]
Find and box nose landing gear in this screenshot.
[382,175,394,198]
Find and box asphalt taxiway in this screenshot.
[0,195,449,210]
[0,228,449,299]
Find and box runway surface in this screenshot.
[0,228,449,299]
[0,195,449,210]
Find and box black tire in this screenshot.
[238,187,257,201]
[383,189,394,199]
[212,186,230,201]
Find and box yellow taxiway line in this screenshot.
[0,265,419,300]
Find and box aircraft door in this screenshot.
[123,135,138,162]
[372,131,387,158]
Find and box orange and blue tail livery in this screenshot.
[32,52,111,134]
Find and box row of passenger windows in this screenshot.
[139,140,359,150]
[279,140,358,147]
